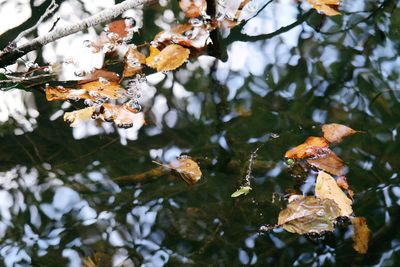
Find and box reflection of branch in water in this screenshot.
[113,159,275,185]
[224,10,314,45]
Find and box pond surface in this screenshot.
[0,0,400,266]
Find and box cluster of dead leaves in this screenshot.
[278,124,370,254]
[44,1,255,128]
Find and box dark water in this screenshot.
[1,0,400,266]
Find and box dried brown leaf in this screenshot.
[322,123,361,143]
[306,149,346,176]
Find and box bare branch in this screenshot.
[0,0,154,68]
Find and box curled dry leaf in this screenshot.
[278,196,341,235]
[63,107,96,127]
[123,46,146,77]
[146,44,190,72]
[306,149,346,176]
[307,0,340,16]
[168,155,202,185]
[285,136,329,159]
[322,123,361,143]
[96,103,144,128]
[315,171,353,216]
[351,217,371,254]
[179,0,207,18]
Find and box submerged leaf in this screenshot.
[315,171,353,216]
[322,123,361,143]
[231,186,252,197]
[63,107,96,127]
[278,196,341,235]
[351,217,371,254]
[307,0,340,16]
[169,155,202,185]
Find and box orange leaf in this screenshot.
[45,86,87,101]
[351,217,371,254]
[179,0,206,18]
[107,19,134,39]
[123,46,146,77]
[153,24,210,49]
[307,0,340,16]
[79,81,123,100]
[146,44,190,72]
[306,149,346,176]
[322,123,361,143]
[285,136,329,159]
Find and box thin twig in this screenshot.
[0,0,154,68]
[10,0,59,46]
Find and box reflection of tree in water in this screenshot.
[0,0,400,266]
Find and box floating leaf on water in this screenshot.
[306,149,346,176]
[63,107,96,127]
[322,123,362,143]
[146,44,190,72]
[179,0,207,18]
[231,186,252,197]
[168,155,202,185]
[351,217,371,254]
[45,86,87,101]
[307,0,341,16]
[79,81,123,100]
[315,171,353,216]
[123,46,146,77]
[285,136,329,159]
[278,196,341,235]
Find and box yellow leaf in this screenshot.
[63,107,96,127]
[307,0,340,16]
[146,44,190,72]
[79,81,123,99]
[351,217,371,254]
[315,171,353,216]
